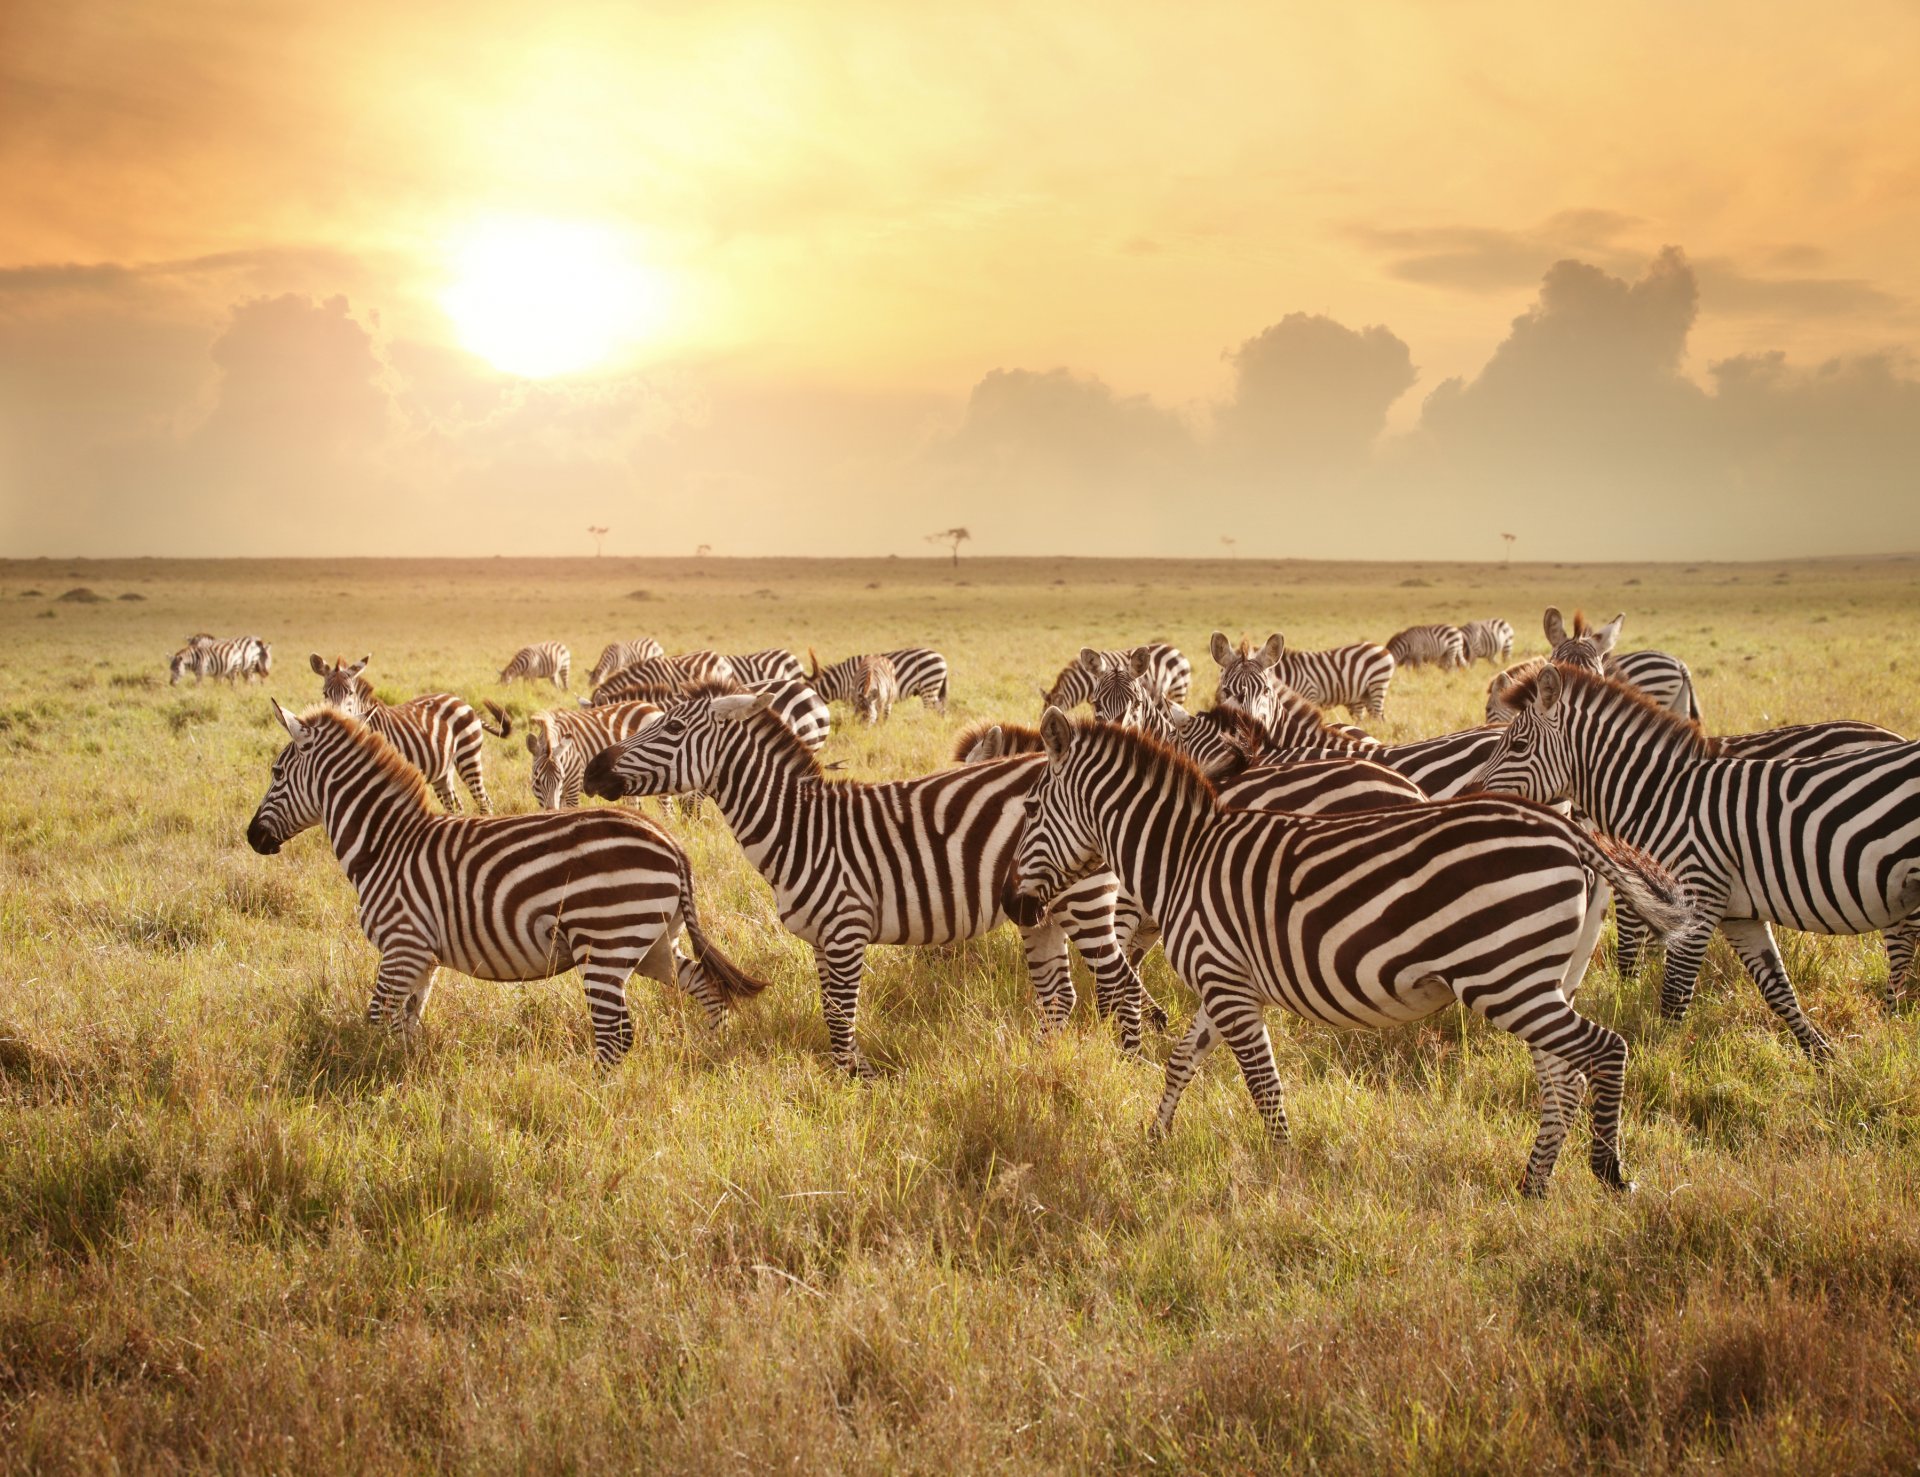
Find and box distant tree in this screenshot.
[588,525,610,557]
[1220,535,1238,558]
[926,526,972,568]
[1501,531,1516,566]
[695,543,712,558]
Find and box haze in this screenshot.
[3,0,1917,560]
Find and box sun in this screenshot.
[441,218,670,378]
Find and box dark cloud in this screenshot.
[1348,209,1644,292]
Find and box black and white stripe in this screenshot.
[590,650,739,705]
[247,703,767,1062]
[810,647,949,714]
[1457,618,1515,664]
[1488,609,1699,722]
[1272,641,1395,720]
[1384,623,1468,670]
[310,654,510,813]
[1041,644,1192,710]
[581,689,1142,1072]
[1014,712,1693,1197]
[527,701,666,809]
[1471,665,1920,1054]
[499,642,571,690]
[727,649,808,686]
[587,638,665,688]
[169,634,268,685]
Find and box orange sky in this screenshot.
[3,0,1918,557]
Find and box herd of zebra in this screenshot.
[232,606,1920,1198]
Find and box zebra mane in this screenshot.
[1071,717,1221,810]
[300,706,433,809]
[953,720,1043,761]
[702,686,825,776]
[1505,664,1713,754]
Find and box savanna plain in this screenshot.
[4,553,1920,1475]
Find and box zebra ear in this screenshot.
[1040,705,1075,764]
[970,725,1005,762]
[308,653,328,675]
[270,698,308,745]
[713,692,774,722]
[1076,646,1102,671]
[1209,631,1233,667]
[1534,664,1565,713]
[349,655,370,677]
[1592,613,1625,654]
[807,647,821,680]
[1542,607,1567,645]
[1129,648,1153,677]
[1258,634,1284,667]
[1165,703,1193,730]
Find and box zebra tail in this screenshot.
[1576,831,1694,938]
[480,700,512,738]
[672,846,770,1004]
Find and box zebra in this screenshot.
[1013,711,1693,1197]
[1272,640,1395,721]
[727,649,808,686]
[580,688,1144,1070]
[587,638,665,688]
[1487,609,1700,722]
[499,642,571,690]
[309,654,510,812]
[168,635,266,685]
[527,701,666,809]
[853,654,899,725]
[810,647,949,714]
[247,702,766,1062]
[1384,623,1468,670]
[1470,664,1920,1055]
[1208,632,1287,724]
[1041,643,1192,710]
[1121,653,1372,765]
[590,651,737,704]
[1457,618,1515,664]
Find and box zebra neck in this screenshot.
[1567,710,1699,840]
[317,752,431,883]
[1096,779,1211,921]
[701,729,818,872]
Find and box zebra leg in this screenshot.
[1882,919,1918,1011]
[456,750,492,814]
[579,960,637,1065]
[1017,916,1078,1038]
[1523,1046,1584,1197]
[1204,982,1289,1144]
[368,944,434,1031]
[1720,918,1833,1060]
[430,770,463,812]
[1613,903,1649,978]
[1493,1001,1629,1195]
[1657,922,1718,1023]
[1110,894,1170,1031]
[1050,876,1149,1053]
[1151,1006,1221,1140]
[815,932,875,1078]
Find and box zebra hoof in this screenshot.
[1516,1175,1550,1200]
[1144,1001,1170,1032]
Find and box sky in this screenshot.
[2,0,1918,560]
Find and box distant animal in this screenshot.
[1471,664,1920,1056]
[1457,618,1515,664]
[1041,643,1191,710]
[1384,623,1468,671]
[809,647,949,714]
[1013,712,1694,1198]
[499,642,571,690]
[590,651,737,704]
[309,654,510,812]
[247,702,766,1063]
[726,649,808,686]
[168,635,267,685]
[1486,609,1699,722]
[854,654,900,725]
[527,702,666,809]
[587,638,665,688]
[1271,639,1395,720]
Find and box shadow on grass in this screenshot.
[279,983,416,1102]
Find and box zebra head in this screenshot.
[525,714,573,809]
[1469,665,1576,803]
[1011,708,1109,909]
[585,690,769,799]
[252,640,273,678]
[248,700,328,854]
[1542,608,1623,671]
[1209,631,1284,724]
[168,647,194,684]
[310,654,373,717]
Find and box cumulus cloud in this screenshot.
[1213,313,1416,475]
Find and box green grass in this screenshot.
[3,553,1919,1473]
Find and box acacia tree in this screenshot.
[1220,535,1238,558]
[927,527,972,567]
[1501,532,1516,566]
[588,525,610,557]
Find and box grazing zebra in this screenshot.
[247,703,766,1062]
[587,638,665,688]
[727,649,808,686]
[168,635,266,685]
[1273,640,1395,721]
[853,654,900,725]
[1041,643,1192,710]
[527,701,666,809]
[1384,623,1468,670]
[1457,618,1515,664]
[590,650,737,704]
[309,654,510,812]
[1014,712,1693,1196]
[1471,665,1920,1054]
[1488,609,1700,722]
[580,689,1143,1071]
[1112,654,1372,768]
[810,647,949,714]
[499,642,571,690]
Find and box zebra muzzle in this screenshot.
[246,818,282,855]
[581,751,628,800]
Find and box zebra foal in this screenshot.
[247,703,767,1062]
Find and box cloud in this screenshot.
[1214,313,1416,474]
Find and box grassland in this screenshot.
[3,553,1919,1474]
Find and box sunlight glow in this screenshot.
[441,218,670,377]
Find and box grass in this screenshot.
[2,552,1919,1472]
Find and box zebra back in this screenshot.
[1384,624,1467,670]
[588,638,665,687]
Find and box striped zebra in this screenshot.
[1471,665,1920,1054]
[1120,654,1372,766]
[587,638,665,688]
[527,701,666,809]
[810,647,949,714]
[580,689,1142,1071]
[1458,618,1515,664]
[1208,632,1287,724]
[1273,640,1395,721]
[852,654,899,725]
[168,635,267,685]
[1384,623,1468,670]
[727,649,808,686]
[590,650,737,704]
[1014,712,1693,1196]
[310,654,510,812]
[1487,609,1700,722]
[499,642,571,690]
[1041,643,1191,710]
[247,703,766,1062]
